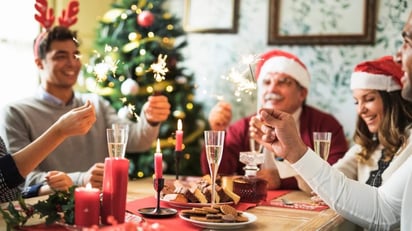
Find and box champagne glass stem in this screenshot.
[210,165,217,206]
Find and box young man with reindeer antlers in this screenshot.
[0,0,171,197]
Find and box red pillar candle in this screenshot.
[154,139,163,179]
[101,157,129,225]
[74,183,100,227]
[175,119,183,151]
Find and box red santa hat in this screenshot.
[350,55,403,92]
[255,50,310,89]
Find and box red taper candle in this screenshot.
[175,119,183,151]
[154,139,163,179]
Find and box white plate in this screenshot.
[179,212,257,229]
[161,198,233,208]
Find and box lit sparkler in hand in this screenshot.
[149,54,169,82]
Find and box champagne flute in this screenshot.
[106,128,127,158]
[112,123,129,148]
[313,132,332,160]
[204,130,225,206]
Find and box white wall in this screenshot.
[167,0,409,142]
[1,0,409,143]
[0,0,39,109]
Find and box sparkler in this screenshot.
[86,48,171,121]
[149,54,169,82]
[86,45,119,83]
[220,54,262,102]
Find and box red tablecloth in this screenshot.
[124,190,292,230]
[15,190,293,230]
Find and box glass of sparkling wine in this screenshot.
[204,130,225,206]
[106,128,128,158]
[112,123,129,144]
[313,132,332,160]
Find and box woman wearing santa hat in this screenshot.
[201,49,348,191]
[255,12,412,230]
[334,56,412,186]
[301,55,412,199]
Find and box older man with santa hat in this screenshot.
[200,49,348,191]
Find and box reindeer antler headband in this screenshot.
[34,0,79,58]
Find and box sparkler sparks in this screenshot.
[86,45,120,82]
[199,54,261,103]
[149,54,169,82]
[220,54,262,101]
[120,97,140,122]
[86,48,171,121]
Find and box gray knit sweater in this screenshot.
[0,88,159,188]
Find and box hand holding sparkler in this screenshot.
[142,95,171,126]
[208,101,232,131]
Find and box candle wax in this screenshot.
[74,184,100,227]
[154,139,163,178]
[175,119,183,151]
[101,157,129,225]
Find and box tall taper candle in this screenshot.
[154,139,163,179]
[175,119,183,151]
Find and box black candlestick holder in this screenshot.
[137,178,177,218]
[174,150,182,180]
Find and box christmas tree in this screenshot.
[83,0,207,178]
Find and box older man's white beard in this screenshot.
[263,93,283,108]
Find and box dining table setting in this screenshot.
[0,174,350,231]
[0,128,353,230]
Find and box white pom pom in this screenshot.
[117,106,133,119]
[121,78,139,96]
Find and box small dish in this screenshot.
[179,212,257,229]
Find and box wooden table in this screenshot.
[127,176,347,230]
[0,176,350,230]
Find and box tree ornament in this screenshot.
[117,106,133,120]
[120,78,139,95]
[173,110,186,119]
[137,10,154,27]
[135,66,145,76]
[176,76,187,84]
[101,9,124,23]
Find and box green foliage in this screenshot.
[84,0,207,178]
[0,187,76,230]
[33,187,75,225]
[0,197,33,231]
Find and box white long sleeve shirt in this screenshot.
[292,149,412,230]
[333,133,412,185]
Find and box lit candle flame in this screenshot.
[156,138,161,153]
[86,183,92,189]
[177,119,182,131]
